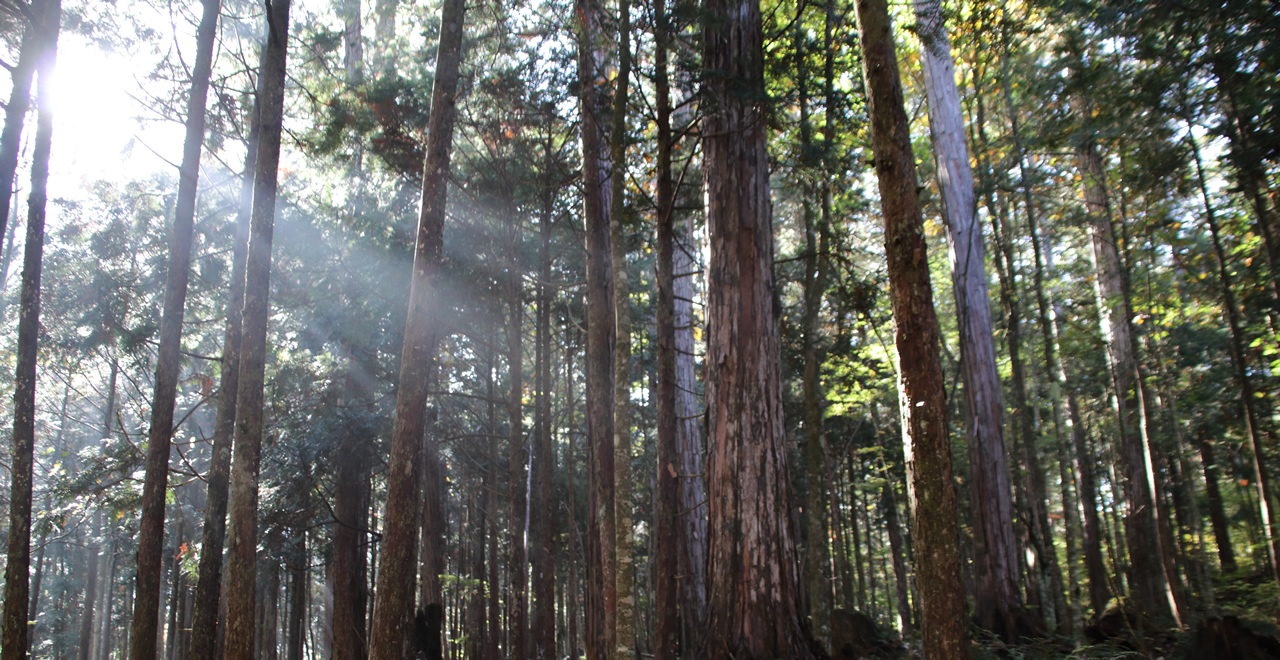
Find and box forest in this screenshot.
[0,0,1276,658]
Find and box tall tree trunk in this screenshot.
[1,3,59,659]
[1198,436,1236,572]
[130,2,221,657]
[1077,137,1175,625]
[608,2,635,657]
[574,0,615,656]
[565,327,580,660]
[223,1,292,658]
[188,97,257,660]
[530,136,557,660]
[915,0,1029,638]
[507,258,528,660]
[853,0,967,655]
[652,0,679,651]
[366,0,464,657]
[332,352,371,660]
[78,517,101,660]
[419,360,444,610]
[700,1,814,657]
[1186,128,1280,594]
[286,536,305,660]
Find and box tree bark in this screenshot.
[366,1,464,658]
[507,250,528,660]
[853,0,967,655]
[608,1,635,657]
[188,96,257,660]
[78,517,101,660]
[574,0,615,656]
[222,2,291,659]
[1,3,59,659]
[530,133,557,660]
[700,1,815,657]
[130,2,221,657]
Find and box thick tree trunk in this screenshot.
[222,2,291,659]
[915,0,1029,638]
[1,4,59,659]
[574,0,615,656]
[608,2,635,657]
[700,2,814,657]
[366,1,464,657]
[853,0,967,655]
[130,3,221,658]
[332,352,371,660]
[188,99,257,660]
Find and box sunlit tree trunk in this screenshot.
[700,1,815,657]
[0,0,40,243]
[853,0,967,655]
[1,3,59,659]
[367,1,464,658]
[223,2,291,659]
[130,2,221,657]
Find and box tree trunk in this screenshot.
[0,0,41,244]
[188,96,257,660]
[78,517,101,660]
[131,2,221,657]
[653,0,679,651]
[1187,128,1280,594]
[507,256,528,660]
[286,536,305,660]
[1,3,59,659]
[1198,436,1236,572]
[565,328,580,660]
[608,2,635,657]
[530,133,557,660]
[223,2,292,658]
[1077,137,1175,625]
[574,0,615,655]
[700,1,815,657]
[419,360,444,610]
[853,0,968,655]
[366,0,464,657]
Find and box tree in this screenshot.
[366,0,466,658]
[700,0,815,657]
[128,2,221,657]
[223,1,293,658]
[1,2,60,659]
[852,0,968,656]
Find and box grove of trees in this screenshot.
[0,0,1278,658]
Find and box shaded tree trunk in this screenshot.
[188,95,257,660]
[507,251,528,660]
[853,0,968,655]
[223,2,292,658]
[530,133,557,660]
[366,1,464,658]
[700,1,815,657]
[1,4,59,659]
[574,0,615,656]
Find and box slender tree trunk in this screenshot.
[0,0,41,244]
[1187,128,1280,594]
[700,1,815,657]
[131,3,221,657]
[79,516,101,660]
[608,2,635,657]
[367,1,464,657]
[574,0,615,656]
[1,4,59,659]
[223,2,292,658]
[286,536,305,660]
[652,0,679,651]
[507,258,528,660]
[530,137,557,660]
[1198,436,1236,572]
[1077,137,1174,624]
[419,359,444,610]
[854,0,967,655]
[566,328,580,660]
[332,351,371,660]
[188,96,257,660]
